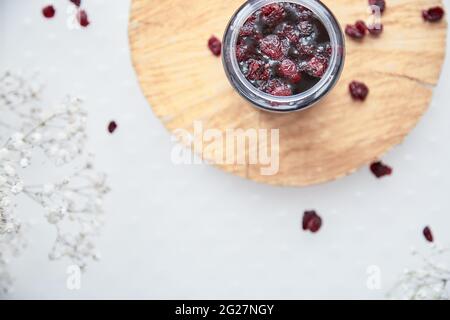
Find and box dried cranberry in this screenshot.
[368,0,386,13]
[77,9,90,27]
[302,210,322,233]
[108,121,118,134]
[265,79,292,96]
[423,226,434,242]
[236,44,251,62]
[260,35,284,60]
[367,23,383,35]
[355,20,367,35]
[306,56,328,78]
[297,43,315,56]
[276,23,299,43]
[246,59,270,81]
[349,81,369,101]
[260,65,271,81]
[208,36,222,57]
[298,20,313,36]
[345,24,365,39]
[261,4,286,27]
[422,7,445,22]
[42,5,56,19]
[296,6,314,21]
[240,16,257,37]
[370,161,392,178]
[70,0,81,7]
[279,59,301,83]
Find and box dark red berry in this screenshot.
[108,121,118,134]
[298,20,313,36]
[276,23,299,43]
[70,0,81,7]
[42,5,55,19]
[77,9,90,27]
[236,44,250,62]
[368,0,386,13]
[265,79,292,96]
[355,20,367,35]
[296,6,314,21]
[345,24,365,39]
[423,226,434,242]
[370,161,392,178]
[297,43,315,56]
[208,36,222,57]
[260,35,284,60]
[349,81,369,101]
[246,59,270,81]
[261,4,286,27]
[240,16,257,37]
[306,56,328,78]
[367,23,384,35]
[302,210,322,233]
[279,59,301,83]
[422,7,445,22]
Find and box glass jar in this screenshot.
[222,0,345,113]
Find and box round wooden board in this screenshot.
[129,0,446,186]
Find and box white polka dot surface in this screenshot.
[1,0,450,299]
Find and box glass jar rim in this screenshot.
[222,0,345,112]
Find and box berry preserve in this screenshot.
[223,0,344,112]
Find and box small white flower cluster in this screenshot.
[389,246,450,300]
[0,71,109,294]
[0,190,25,295]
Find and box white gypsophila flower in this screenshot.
[0,71,40,108]
[388,246,450,300]
[0,71,109,295]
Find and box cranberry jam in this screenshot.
[223,0,344,112]
[237,3,331,96]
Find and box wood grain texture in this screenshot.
[129,0,447,186]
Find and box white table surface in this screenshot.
[1,0,449,299]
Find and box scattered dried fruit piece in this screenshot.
[370,161,392,178]
[367,23,384,35]
[208,36,222,57]
[70,0,81,7]
[422,7,445,22]
[108,121,118,134]
[345,24,365,39]
[42,5,56,19]
[423,226,434,242]
[368,0,386,13]
[302,210,322,233]
[355,20,367,35]
[349,81,369,100]
[77,9,90,27]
